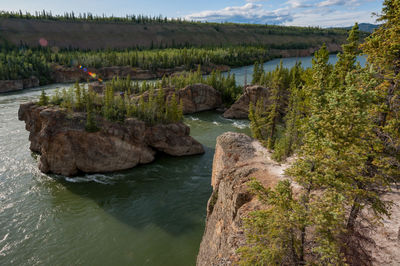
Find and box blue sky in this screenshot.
[0,0,383,27]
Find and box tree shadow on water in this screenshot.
[53,146,214,236]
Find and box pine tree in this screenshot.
[274,62,305,160]
[334,23,361,85]
[38,89,49,106]
[74,80,83,110]
[103,84,115,120]
[361,0,400,183]
[252,60,264,85]
[239,180,306,265]
[85,89,98,132]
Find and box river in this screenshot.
[0,55,365,265]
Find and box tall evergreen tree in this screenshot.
[38,89,49,106]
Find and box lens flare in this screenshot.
[78,65,103,83]
[39,38,48,47]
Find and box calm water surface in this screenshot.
[0,55,362,265]
[230,54,366,86]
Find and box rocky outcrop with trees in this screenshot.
[19,102,204,176]
[197,132,400,266]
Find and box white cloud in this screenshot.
[183,0,380,27]
[317,0,359,7]
[286,0,311,8]
[185,3,293,24]
[284,9,376,27]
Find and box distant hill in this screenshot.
[0,17,350,52]
[344,23,380,33]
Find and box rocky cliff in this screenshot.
[197,132,400,265]
[50,64,230,83]
[0,76,40,93]
[223,85,270,119]
[197,132,290,265]
[135,83,223,114]
[18,102,204,176]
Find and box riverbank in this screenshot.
[0,52,351,94]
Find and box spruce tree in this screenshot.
[85,89,98,132]
[38,89,49,106]
[74,80,83,110]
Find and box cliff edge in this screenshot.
[197,132,400,266]
[196,132,291,265]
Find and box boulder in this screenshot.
[18,102,204,176]
[223,85,270,119]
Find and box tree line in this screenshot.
[0,46,270,84]
[38,80,184,131]
[240,0,400,264]
[0,9,349,36]
[104,66,241,106]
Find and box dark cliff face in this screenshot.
[0,77,40,93]
[18,102,204,176]
[223,85,270,119]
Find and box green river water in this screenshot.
[0,55,365,265]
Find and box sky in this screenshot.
[0,0,384,27]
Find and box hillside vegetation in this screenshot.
[0,12,351,50]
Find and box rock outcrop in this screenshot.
[136,83,223,114]
[176,84,223,114]
[223,85,270,119]
[197,132,400,266]
[197,132,291,265]
[0,76,40,93]
[18,102,204,176]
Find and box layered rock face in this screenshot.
[50,65,230,83]
[0,76,40,93]
[137,83,223,114]
[18,102,204,176]
[197,132,290,265]
[223,85,270,119]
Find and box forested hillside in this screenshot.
[0,11,350,50]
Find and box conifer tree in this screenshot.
[239,180,306,265]
[361,0,400,183]
[252,60,264,85]
[38,89,49,106]
[85,89,98,132]
[74,80,83,110]
[334,23,361,85]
